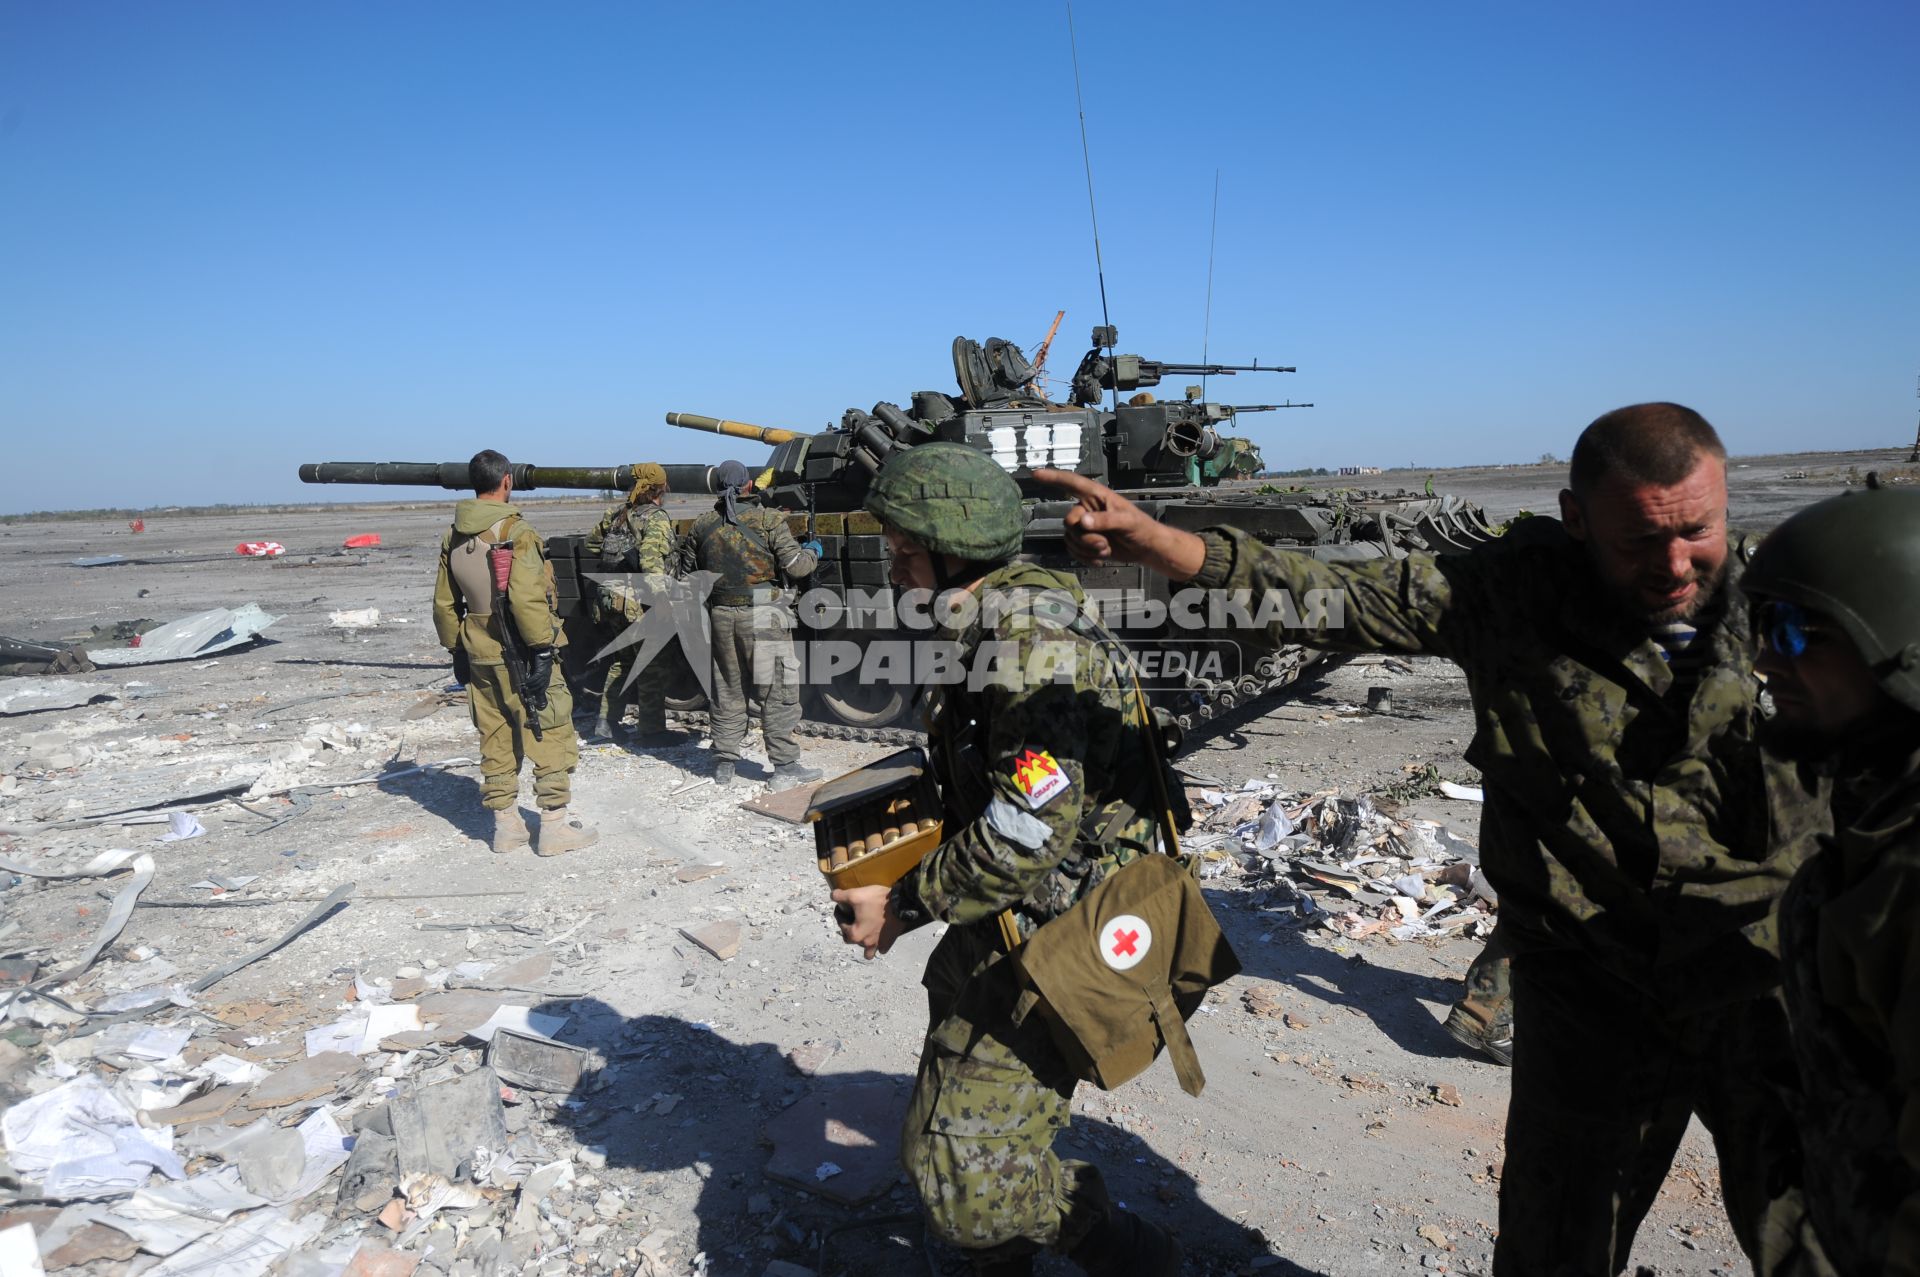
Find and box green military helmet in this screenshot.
[1742,477,1920,711]
[864,442,1025,562]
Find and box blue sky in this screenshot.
[2,1,1916,511]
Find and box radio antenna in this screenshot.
[1065,0,1117,414]
[1201,169,1219,400]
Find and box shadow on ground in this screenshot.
[1205,887,1472,1064]
[536,1002,1329,1276]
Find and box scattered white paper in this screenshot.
[359,1002,422,1051]
[304,1017,365,1057]
[85,1167,267,1256]
[0,1223,45,1276]
[197,1054,272,1087]
[814,1161,843,1181]
[273,1107,353,1205]
[469,1005,568,1044]
[156,813,206,842]
[1438,781,1485,803]
[144,1205,325,1277]
[128,1024,195,1061]
[1,1075,185,1196]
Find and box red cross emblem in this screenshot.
[1098,913,1151,970]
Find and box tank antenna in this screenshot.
[1201,169,1220,401]
[1065,0,1118,414]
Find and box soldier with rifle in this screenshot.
[432,449,599,856]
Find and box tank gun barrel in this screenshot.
[1228,402,1315,413]
[298,461,723,494]
[1147,361,1295,377]
[664,413,802,446]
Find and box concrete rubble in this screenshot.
[0,498,1782,1276]
[1186,784,1498,944]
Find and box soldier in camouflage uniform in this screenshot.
[1741,479,1920,1276]
[1039,403,1828,1276]
[833,444,1183,1277]
[432,450,599,857]
[583,463,686,747]
[677,460,822,790]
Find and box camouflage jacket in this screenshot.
[1778,728,1920,1275]
[1192,518,1827,1009]
[676,506,816,603]
[893,562,1172,937]
[586,500,676,622]
[431,499,566,665]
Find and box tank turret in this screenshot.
[298,326,1497,739]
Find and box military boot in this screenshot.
[534,807,599,857]
[1443,998,1514,1067]
[635,729,689,748]
[491,807,530,854]
[769,761,824,792]
[1066,1210,1181,1277]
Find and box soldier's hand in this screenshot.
[1032,468,1210,581]
[830,884,903,961]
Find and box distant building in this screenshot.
[1336,465,1383,476]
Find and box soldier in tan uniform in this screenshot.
[432,450,599,856]
[1038,404,1827,1276]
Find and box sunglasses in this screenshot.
[1757,601,1830,659]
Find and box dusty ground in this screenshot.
[0,447,1909,1276]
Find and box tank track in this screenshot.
[657,641,1338,755]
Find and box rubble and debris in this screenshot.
[233,542,287,558]
[486,1027,589,1093]
[680,920,742,961]
[0,677,113,714]
[1186,786,1496,943]
[328,608,382,630]
[342,534,382,549]
[86,605,280,667]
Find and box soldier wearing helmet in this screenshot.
[834,442,1183,1276]
[1035,403,1831,1276]
[582,462,686,747]
[1741,478,1920,1275]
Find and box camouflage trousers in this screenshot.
[901,925,1112,1262]
[604,634,676,735]
[465,660,578,812]
[1454,925,1512,1034]
[707,603,802,766]
[1495,947,1809,1276]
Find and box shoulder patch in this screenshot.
[1010,747,1072,810]
[986,795,1054,850]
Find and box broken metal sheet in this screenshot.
[0,853,155,1019]
[0,848,144,880]
[87,605,280,667]
[71,554,130,568]
[390,1067,509,1179]
[0,677,118,715]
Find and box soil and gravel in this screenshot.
[0,447,1911,1276]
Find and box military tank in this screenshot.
[300,327,1498,742]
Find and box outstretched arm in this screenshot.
[1033,468,1208,580]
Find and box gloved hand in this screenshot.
[799,538,825,558]
[451,647,472,687]
[523,646,554,714]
